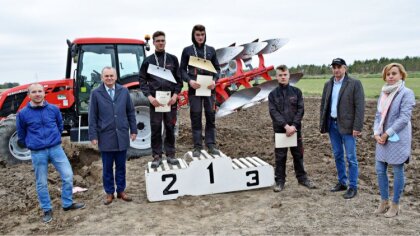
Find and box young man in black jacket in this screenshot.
[179,24,221,157]
[139,31,183,168]
[268,65,316,192]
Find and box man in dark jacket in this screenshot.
[320,58,365,199]
[180,24,221,158]
[16,83,85,223]
[268,65,316,192]
[139,31,183,168]
[89,67,138,205]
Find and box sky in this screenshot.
[1,0,419,84]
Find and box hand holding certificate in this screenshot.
[196,75,213,97]
[275,133,297,148]
[155,91,171,112]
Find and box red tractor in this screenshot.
[0,37,154,165]
[0,36,299,165]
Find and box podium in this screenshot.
[145,150,274,202]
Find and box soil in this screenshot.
[1,97,419,235]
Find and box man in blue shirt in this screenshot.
[320,58,365,199]
[16,83,85,223]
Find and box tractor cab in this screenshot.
[67,38,148,115]
[65,38,151,144]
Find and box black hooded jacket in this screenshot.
[179,32,220,95]
[139,50,183,98]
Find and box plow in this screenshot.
[0,36,302,165]
[178,38,303,118]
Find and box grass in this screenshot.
[294,73,420,99]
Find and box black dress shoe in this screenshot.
[273,182,285,192]
[330,183,348,192]
[63,202,85,211]
[298,179,316,189]
[343,188,357,199]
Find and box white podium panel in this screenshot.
[145,150,274,202]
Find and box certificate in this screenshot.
[196,75,213,97]
[188,56,217,73]
[155,91,171,112]
[147,64,177,84]
[275,133,297,148]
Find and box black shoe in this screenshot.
[166,156,179,165]
[343,188,357,199]
[63,202,85,211]
[192,148,201,158]
[330,183,348,192]
[208,146,221,155]
[43,210,53,223]
[273,182,285,192]
[151,156,162,168]
[298,179,316,189]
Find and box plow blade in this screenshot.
[259,38,289,55]
[240,42,268,60]
[289,72,304,85]
[216,87,261,118]
[216,46,244,65]
[242,80,279,109]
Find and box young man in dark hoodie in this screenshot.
[179,24,221,157]
[139,31,183,168]
[268,65,316,192]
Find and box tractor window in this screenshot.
[77,44,115,113]
[117,45,145,84]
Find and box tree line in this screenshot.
[284,56,420,75]
[0,82,20,89]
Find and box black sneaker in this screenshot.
[208,146,221,155]
[273,182,285,192]
[192,148,201,158]
[63,202,85,211]
[343,188,357,199]
[43,210,53,223]
[151,156,162,168]
[330,183,348,192]
[298,179,316,189]
[166,156,179,165]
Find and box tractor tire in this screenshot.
[127,90,152,159]
[0,115,31,165]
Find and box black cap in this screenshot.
[331,58,347,66]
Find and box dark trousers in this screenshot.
[189,95,216,149]
[274,132,307,183]
[150,105,177,157]
[101,150,127,194]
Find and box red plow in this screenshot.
[178,38,303,117]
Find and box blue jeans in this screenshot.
[328,119,358,189]
[375,161,405,204]
[101,150,127,194]
[31,144,73,212]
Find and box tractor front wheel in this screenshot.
[0,115,31,165]
[127,91,152,159]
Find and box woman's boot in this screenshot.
[374,200,390,215]
[384,203,400,218]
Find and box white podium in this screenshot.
[145,150,274,202]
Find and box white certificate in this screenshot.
[155,91,171,112]
[147,64,177,84]
[275,133,297,148]
[196,74,213,97]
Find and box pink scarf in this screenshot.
[377,80,403,134]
